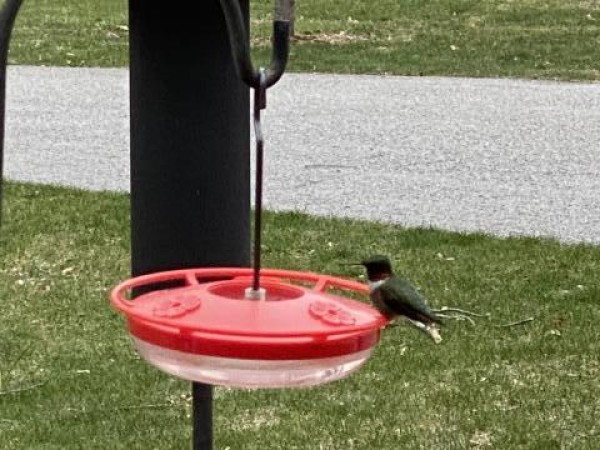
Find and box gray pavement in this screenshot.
[4,66,600,244]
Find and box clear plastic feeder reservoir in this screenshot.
[111,268,388,388]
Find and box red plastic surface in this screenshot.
[111,268,388,360]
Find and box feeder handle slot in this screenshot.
[219,0,291,88]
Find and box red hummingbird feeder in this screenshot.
[111,268,387,388]
[109,1,388,389]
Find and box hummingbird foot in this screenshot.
[426,325,442,344]
[405,319,443,344]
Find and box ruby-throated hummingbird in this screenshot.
[357,255,443,344]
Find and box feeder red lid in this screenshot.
[111,268,388,360]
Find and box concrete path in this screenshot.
[4,66,600,244]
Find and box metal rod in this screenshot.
[192,383,214,449]
[0,0,24,228]
[252,69,267,292]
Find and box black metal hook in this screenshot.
[219,0,292,89]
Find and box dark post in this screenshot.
[128,1,250,448]
[0,0,24,224]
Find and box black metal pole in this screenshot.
[128,1,250,448]
[0,0,24,227]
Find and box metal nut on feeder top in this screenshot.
[110,268,389,388]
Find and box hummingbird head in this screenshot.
[359,255,393,281]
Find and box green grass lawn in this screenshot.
[7,0,600,80]
[2,1,599,448]
[1,182,598,449]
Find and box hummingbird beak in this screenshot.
[339,262,363,267]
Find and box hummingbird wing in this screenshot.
[379,277,442,325]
